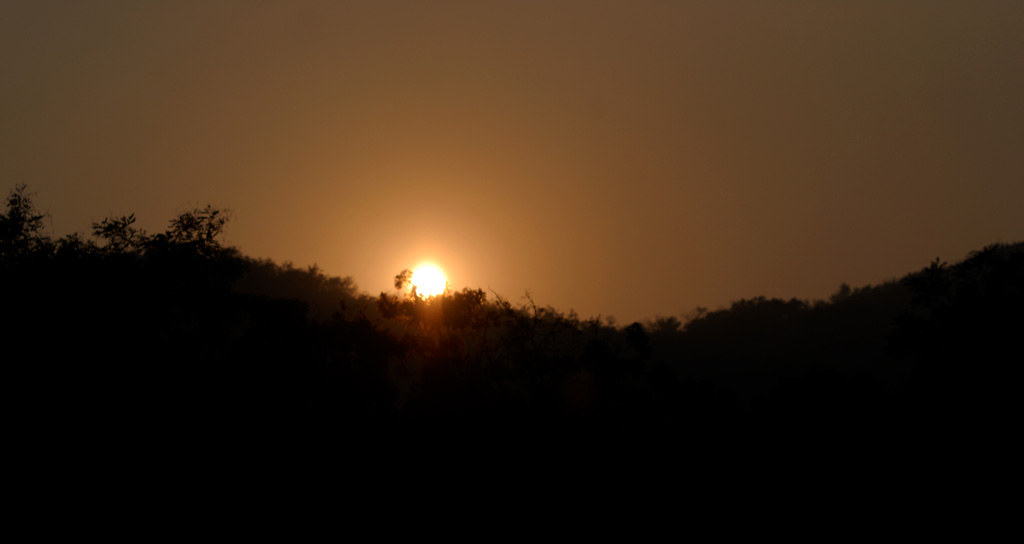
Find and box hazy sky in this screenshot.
[3,1,1022,323]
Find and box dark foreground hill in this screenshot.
[4,186,1022,475]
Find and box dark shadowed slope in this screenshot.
[4,186,1021,474]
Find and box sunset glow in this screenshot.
[411,264,447,297]
[2,0,1021,453]
[2,2,1022,323]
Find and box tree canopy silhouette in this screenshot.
[4,184,1021,460]
[0,184,51,266]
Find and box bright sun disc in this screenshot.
[411,264,447,297]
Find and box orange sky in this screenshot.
[3,1,1022,324]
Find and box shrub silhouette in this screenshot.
[5,184,1022,455]
[0,184,52,266]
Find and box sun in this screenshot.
[410,264,447,297]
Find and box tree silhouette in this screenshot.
[92,214,147,253]
[0,184,51,265]
[6,183,1022,456]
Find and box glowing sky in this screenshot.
[3,1,1022,323]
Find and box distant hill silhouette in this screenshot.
[4,185,1021,471]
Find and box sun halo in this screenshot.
[410,264,447,297]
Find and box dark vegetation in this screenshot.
[4,185,1021,465]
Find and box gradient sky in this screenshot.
[3,1,1022,323]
